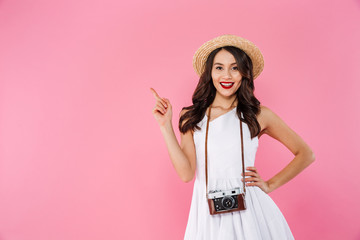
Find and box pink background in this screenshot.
[1,0,359,239]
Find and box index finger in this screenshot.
[150,87,163,101]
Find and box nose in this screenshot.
[222,68,232,79]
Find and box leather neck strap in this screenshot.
[205,105,246,197]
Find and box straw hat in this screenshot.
[192,34,264,79]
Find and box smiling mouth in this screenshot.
[220,82,234,89]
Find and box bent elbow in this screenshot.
[301,146,315,163]
[305,150,315,165]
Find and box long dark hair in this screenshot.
[179,46,261,139]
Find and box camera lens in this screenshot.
[222,196,235,209]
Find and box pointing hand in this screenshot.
[150,87,172,127]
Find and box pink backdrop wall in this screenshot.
[1,0,359,239]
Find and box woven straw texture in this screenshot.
[192,34,264,79]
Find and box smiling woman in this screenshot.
[180,44,261,139]
[213,52,242,93]
[150,34,314,240]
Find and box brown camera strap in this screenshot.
[205,105,246,197]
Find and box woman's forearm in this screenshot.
[266,150,315,193]
[160,122,194,182]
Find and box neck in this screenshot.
[211,92,238,109]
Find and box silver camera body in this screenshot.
[207,187,245,212]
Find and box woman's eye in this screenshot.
[215,67,238,70]
[215,66,238,70]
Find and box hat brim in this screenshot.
[192,34,264,79]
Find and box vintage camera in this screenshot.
[207,187,246,214]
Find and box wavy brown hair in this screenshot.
[179,46,261,139]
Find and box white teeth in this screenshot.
[220,82,234,87]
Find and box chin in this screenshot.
[218,90,237,98]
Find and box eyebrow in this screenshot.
[213,62,237,65]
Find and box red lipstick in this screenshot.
[220,82,234,89]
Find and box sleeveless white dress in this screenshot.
[184,107,294,240]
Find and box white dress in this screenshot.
[184,107,294,240]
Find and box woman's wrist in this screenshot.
[160,121,173,133]
[266,180,276,194]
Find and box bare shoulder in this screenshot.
[256,105,273,138]
[257,105,314,156]
[257,105,286,133]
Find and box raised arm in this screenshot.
[150,88,196,182]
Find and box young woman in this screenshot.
[150,34,315,239]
